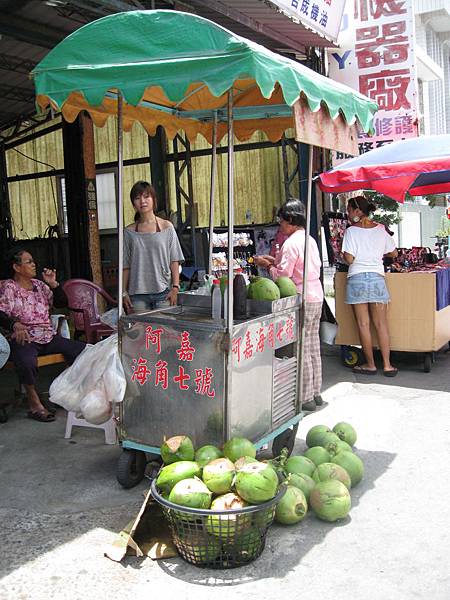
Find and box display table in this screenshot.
[334,271,450,359]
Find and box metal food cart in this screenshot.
[32,9,378,488]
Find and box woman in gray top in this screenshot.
[123,181,184,312]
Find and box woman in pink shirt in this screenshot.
[254,198,324,412]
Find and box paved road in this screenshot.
[1,346,449,600]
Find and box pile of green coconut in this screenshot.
[154,421,363,533]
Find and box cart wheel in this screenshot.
[341,345,364,369]
[117,449,146,489]
[272,423,299,458]
[0,406,8,424]
[423,353,432,373]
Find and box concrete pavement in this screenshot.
[0,345,449,600]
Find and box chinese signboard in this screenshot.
[130,325,216,398]
[270,0,347,43]
[328,0,418,160]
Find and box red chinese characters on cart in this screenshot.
[232,314,296,365]
[130,325,215,398]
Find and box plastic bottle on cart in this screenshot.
[211,279,222,320]
[233,273,247,319]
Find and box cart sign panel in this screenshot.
[328,0,418,162]
[270,0,347,42]
[120,319,226,448]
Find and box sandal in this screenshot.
[383,368,398,377]
[352,366,377,375]
[27,410,55,422]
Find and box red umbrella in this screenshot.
[317,134,450,202]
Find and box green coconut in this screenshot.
[234,461,278,504]
[312,462,352,490]
[275,276,297,298]
[317,431,341,449]
[310,479,351,522]
[332,422,358,447]
[205,493,250,539]
[234,456,258,470]
[160,435,195,464]
[168,477,212,509]
[275,485,308,525]
[305,425,332,448]
[304,446,331,466]
[325,439,353,457]
[194,445,223,468]
[286,472,316,501]
[249,277,281,301]
[285,455,316,478]
[223,437,256,463]
[202,458,235,494]
[156,460,201,494]
[331,451,364,487]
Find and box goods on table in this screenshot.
[275,276,297,298]
[247,276,281,301]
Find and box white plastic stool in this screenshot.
[64,411,116,445]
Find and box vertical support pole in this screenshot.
[185,136,197,266]
[225,90,235,442]
[117,94,124,317]
[297,145,314,410]
[227,91,234,334]
[80,113,103,287]
[0,144,13,266]
[208,112,218,275]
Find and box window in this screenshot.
[58,171,117,234]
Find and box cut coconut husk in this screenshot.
[202,458,235,494]
[160,435,195,464]
[234,461,278,504]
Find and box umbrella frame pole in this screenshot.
[208,112,218,275]
[297,144,314,410]
[225,90,234,440]
[117,92,124,318]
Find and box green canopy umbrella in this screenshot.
[32,9,377,142]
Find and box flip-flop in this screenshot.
[352,366,377,375]
[27,410,55,422]
[383,368,398,377]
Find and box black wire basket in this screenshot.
[150,479,285,569]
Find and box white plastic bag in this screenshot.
[49,333,126,423]
[79,383,112,425]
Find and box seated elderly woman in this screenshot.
[0,248,85,422]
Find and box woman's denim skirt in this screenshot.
[345,272,390,304]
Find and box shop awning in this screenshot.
[32,10,377,144]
